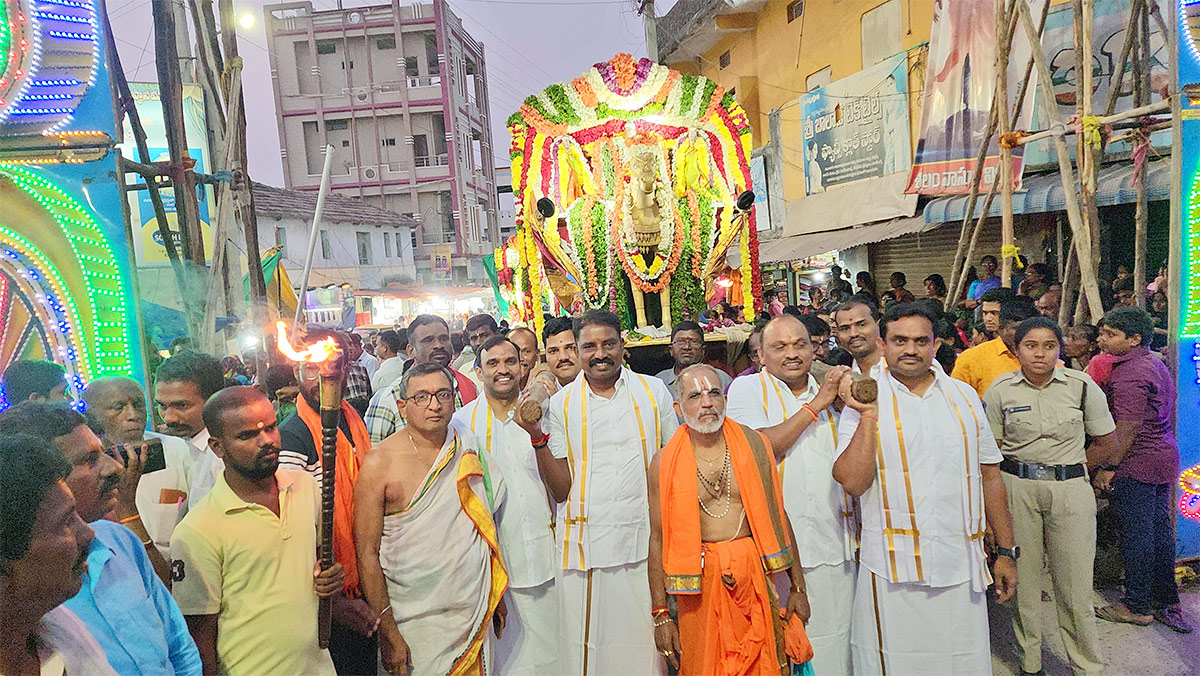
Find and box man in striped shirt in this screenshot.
[363,315,477,444]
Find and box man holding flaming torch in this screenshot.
[278,327,380,675]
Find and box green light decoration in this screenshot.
[0,1,10,86]
[0,164,132,378]
[1185,168,1200,337]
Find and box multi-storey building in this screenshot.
[263,0,497,285]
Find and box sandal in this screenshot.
[1095,604,1153,626]
[1153,606,1193,634]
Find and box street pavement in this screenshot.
[989,587,1200,675]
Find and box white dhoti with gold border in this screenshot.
[850,570,991,676]
[559,560,666,676]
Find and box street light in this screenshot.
[238,12,255,30]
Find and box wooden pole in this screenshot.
[1078,0,1102,301]
[946,100,999,304]
[152,0,206,268]
[949,0,1046,304]
[1102,0,1144,119]
[1059,233,1078,327]
[996,0,1015,288]
[1015,0,1104,319]
[1133,1,1150,308]
[201,67,245,354]
[1167,0,1182,373]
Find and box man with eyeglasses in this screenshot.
[656,321,731,403]
[355,362,508,676]
[364,314,478,444]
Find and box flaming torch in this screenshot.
[276,320,342,648]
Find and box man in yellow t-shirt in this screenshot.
[952,296,1038,396]
[171,387,344,676]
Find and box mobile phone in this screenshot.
[110,438,166,474]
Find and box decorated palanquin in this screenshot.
[498,53,763,335]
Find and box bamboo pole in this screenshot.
[1079,0,1102,299]
[1012,100,1170,146]
[945,99,999,304]
[1015,0,1104,319]
[1059,237,1078,327]
[997,0,1015,288]
[948,0,1046,304]
[1133,1,1150,309]
[1102,0,1144,119]
[201,67,245,354]
[1167,0,1182,373]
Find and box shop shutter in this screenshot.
[869,217,1004,294]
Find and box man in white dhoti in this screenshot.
[833,302,1018,675]
[453,336,571,674]
[543,310,679,675]
[726,314,856,675]
[356,362,508,676]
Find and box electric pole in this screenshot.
[639,0,658,63]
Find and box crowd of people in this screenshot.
[0,252,1188,676]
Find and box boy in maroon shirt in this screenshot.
[1092,307,1191,634]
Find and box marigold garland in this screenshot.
[503,54,762,326]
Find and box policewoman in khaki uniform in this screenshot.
[983,317,1117,676]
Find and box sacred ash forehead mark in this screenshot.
[688,374,717,396]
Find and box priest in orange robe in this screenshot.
[648,364,813,676]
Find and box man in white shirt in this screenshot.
[82,376,193,560]
[350,333,379,378]
[370,329,407,392]
[153,351,227,507]
[833,303,1018,675]
[543,310,679,675]
[832,299,884,375]
[542,317,581,387]
[454,336,571,673]
[725,314,855,675]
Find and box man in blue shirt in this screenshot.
[964,254,1002,309]
[0,403,201,676]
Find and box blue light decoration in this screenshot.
[0,0,102,135]
[1176,0,1200,556]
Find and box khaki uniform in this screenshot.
[983,367,1115,676]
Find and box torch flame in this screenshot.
[276,320,340,363]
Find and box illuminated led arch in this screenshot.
[0,0,100,133]
[0,164,131,389]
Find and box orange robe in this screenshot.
[659,419,812,676]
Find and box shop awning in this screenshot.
[758,215,935,263]
[922,158,1170,224]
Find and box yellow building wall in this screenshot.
[665,0,1081,209]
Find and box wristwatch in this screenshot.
[995,545,1021,561]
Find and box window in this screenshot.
[381,137,396,147]
[320,230,331,259]
[384,232,393,257]
[806,66,832,92]
[861,0,902,67]
[275,227,287,256]
[398,232,406,257]
[413,134,429,159]
[326,119,349,131]
[405,56,419,77]
[316,39,337,55]
[357,232,372,265]
[786,0,804,23]
[719,50,731,69]
[375,35,396,50]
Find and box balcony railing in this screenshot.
[414,154,449,168]
[407,76,442,88]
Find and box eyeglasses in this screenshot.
[404,390,455,407]
[672,337,703,347]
